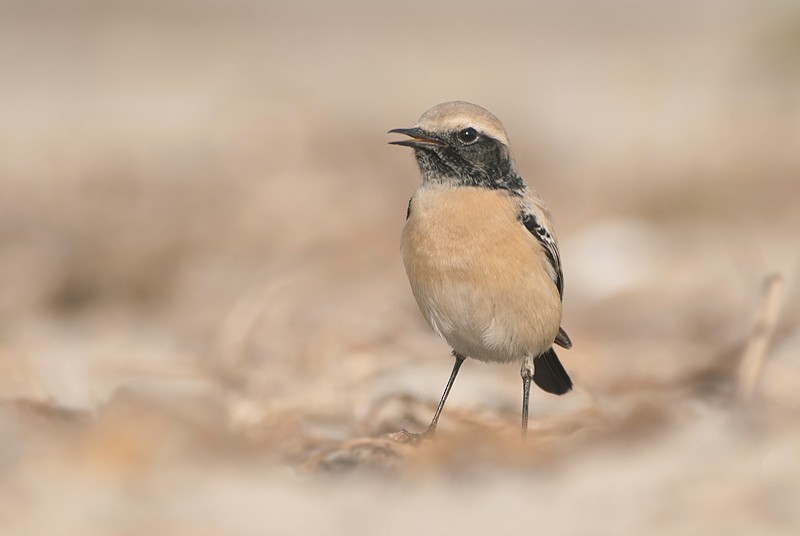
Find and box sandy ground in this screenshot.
[1,1,799,534]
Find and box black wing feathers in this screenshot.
[520,209,575,355]
[554,326,572,349]
[519,212,563,299]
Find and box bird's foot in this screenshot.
[386,428,436,445]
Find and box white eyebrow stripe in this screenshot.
[414,101,511,146]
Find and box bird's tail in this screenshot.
[533,348,573,395]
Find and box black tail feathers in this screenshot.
[533,348,573,395]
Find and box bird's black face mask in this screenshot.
[413,132,523,194]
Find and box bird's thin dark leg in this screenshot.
[521,355,535,436]
[425,352,466,435]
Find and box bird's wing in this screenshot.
[519,206,563,299]
[519,193,573,350]
[554,326,572,349]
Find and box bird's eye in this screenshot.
[457,127,478,144]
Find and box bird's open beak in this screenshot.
[388,127,445,149]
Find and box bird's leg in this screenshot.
[521,355,535,436]
[425,351,466,436]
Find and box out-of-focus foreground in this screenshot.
[1,1,799,534]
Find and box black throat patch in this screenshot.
[413,137,525,196]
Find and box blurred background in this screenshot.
[1,0,799,534]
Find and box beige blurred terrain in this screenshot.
[1,0,799,534]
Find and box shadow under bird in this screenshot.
[389,101,573,435]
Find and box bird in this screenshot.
[388,101,573,436]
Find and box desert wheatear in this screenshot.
[389,101,573,435]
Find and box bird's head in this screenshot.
[389,101,521,192]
